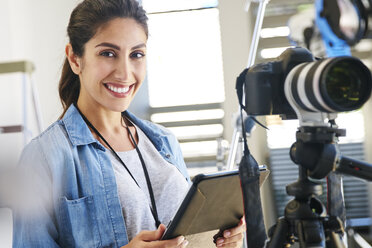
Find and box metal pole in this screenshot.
[226,0,270,171]
[22,74,29,145]
[226,127,241,170]
[246,0,269,68]
[29,74,44,133]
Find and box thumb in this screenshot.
[154,224,166,240]
[140,224,166,241]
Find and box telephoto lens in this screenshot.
[284,56,372,113]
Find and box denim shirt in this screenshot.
[13,105,190,248]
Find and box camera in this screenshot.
[238,47,372,122]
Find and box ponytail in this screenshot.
[58,58,80,118]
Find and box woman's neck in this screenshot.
[76,99,123,134]
[76,98,137,152]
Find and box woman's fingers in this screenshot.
[176,238,189,248]
[224,217,246,238]
[215,232,244,247]
[146,236,187,248]
[122,224,188,248]
[215,217,246,248]
[138,224,166,241]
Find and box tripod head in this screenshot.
[291,124,372,182]
[290,125,344,181]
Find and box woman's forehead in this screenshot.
[89,18,147,48]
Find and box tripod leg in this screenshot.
[326,231,346,248]
[297,220,326,247]
[266,217,289,248]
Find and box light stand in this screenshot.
[226,0,270,170]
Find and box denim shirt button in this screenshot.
[165,154,171,158]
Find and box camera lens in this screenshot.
[322,58,371,111]
[285,57,372,113]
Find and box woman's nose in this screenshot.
[114,57,132,81]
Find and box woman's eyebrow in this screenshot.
[95,42,146,50]
[95,42,121,50]
[132,43,146,50]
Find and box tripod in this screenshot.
[266,125,372,247]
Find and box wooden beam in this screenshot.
[0,125,23,134]
[0,61,35,74]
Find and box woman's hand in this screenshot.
[122,224,189,248]
[214,217,246,248]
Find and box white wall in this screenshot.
[0,0,79,165]
[6,0,80,125]
[0,0,12,59]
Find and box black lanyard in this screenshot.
[75,105,161,227]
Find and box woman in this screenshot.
[13,0,245,247]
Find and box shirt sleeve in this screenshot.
[12,139,60,248]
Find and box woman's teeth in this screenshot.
[107,85,130,93]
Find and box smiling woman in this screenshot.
[11,0,246,248]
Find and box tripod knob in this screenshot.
[286,168,323,198]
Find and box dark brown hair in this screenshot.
[58,0,148,117]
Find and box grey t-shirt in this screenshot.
[109,124,189,241]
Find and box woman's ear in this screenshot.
[65,44,81,75]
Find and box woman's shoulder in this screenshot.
[27,120,69,148]
[20,120,72,165]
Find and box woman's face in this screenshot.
[75,18,147,112]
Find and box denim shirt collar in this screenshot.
[62,105,103,148]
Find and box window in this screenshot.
[142,1,225,169]
[145,8,224,107]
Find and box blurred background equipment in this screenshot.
[289,0,372,57]
[0,61,44,145]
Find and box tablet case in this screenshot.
[162,167,269,240]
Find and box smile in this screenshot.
[107,84,130,93]
[104,83,134,98]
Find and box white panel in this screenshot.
[0,208,12,248]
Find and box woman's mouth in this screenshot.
[104,83,134,97]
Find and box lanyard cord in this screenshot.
[74,105,161,228]
[124,112,161,228]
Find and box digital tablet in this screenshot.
[161,166,269,240]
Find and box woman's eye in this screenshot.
[131,52,145,59]
[100,51,115,57]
